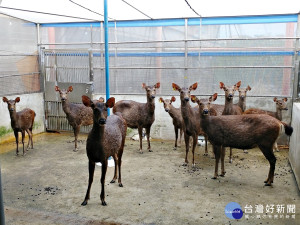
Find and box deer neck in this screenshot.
[92,123,105,145]
[180,100,193,120]
[275,106,283,121]
[146,97,155,114]
[238,97,246,112]
[9,110,18,128]
[223,97,234,114]
[167,105,177,119]
[61,99,71,114]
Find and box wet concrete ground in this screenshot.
[0,132,299,225]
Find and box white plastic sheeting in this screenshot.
[0,0,299,23]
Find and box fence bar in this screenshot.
[104,0,110,115]
[0,164,5,225]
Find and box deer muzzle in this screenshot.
[98,118,106,125]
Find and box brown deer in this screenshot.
[235,85,252,112]
[191,94,293,186]
[159,96,184,150]
[113,82,160,153]
[2,97,36,156]
[220,81,243,163]
[244,97,288,152]
[172,82,214,166]
[81,96,127,206]
[55,86,93,151]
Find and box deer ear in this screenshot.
[2,97,8,103]
[189,83,198,91]
[190,95,197,103]
[171,96,176,102]
[172,83,180,91]
[106,97,115,108]
[155,82,160,89]
[82,95,92,107]
[55,86,60,92]
[142,83,147,89]
[247,85,252,91]
[273,97,277,102]
[159,97,164,103]
[283,97,288,102]
[210,93,218,102]
[235,81,241,89]
[219,82,225,89]
[68,86,73,92]
[15,97,20,103]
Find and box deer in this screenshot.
[159,96,184,150]
[113,82,160,153]
[244,97,288,152]
[172,82,215,166]
[81,95,127,206]
[235,85,252,112]
[220,81,244,163]
[2,97,36,156]
[191,93,293,186]
[55,86,93,152]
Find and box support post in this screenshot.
[104,0,110,115]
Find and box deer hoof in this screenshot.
[148,149,153,152]
[182,162,188,166]
[211,176,217,180]
[102,201,107,206]
[139,150,143,154]
[229,159,233,164]
[243,150,248,154]
[81,200,88,206]
[73,148,79,152]
[173,147,177,150]
[110,180,116,184]
[264,183,272,186]
[203,153,208,156]
[119,183,123,187]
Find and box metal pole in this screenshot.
[104,0,110,115]
[0,163,5,225]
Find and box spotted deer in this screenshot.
[191,93,293,186]
[3,97,36,156]
[113,82,160,153]
[244,97,288,152]
[55,86,93,151]
[159,96,183,150]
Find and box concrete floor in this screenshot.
[0,132,299,225]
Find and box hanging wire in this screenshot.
[121,0,153,19]
[0,6,98,22]
[184,0,201,17]
[68,0,115,20]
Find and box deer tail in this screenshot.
[280,122,293,136]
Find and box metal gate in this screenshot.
[42,49,94,133]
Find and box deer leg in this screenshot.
[73,126,80,152]
[191,134,197,168]
[273,142,279,152]
[260,146,276,186]
[21,130,26,156]
[117,150,123,187]
[110,154,118,184]
[203,134,208,156]
[183,132,190,166]
[81,161,95,206]
[179,128,183,148]
[174,126,178,150]
[145,127,152,152]
[100,160,108,206]
[26,129,32,150]
[212,145,221,179]
[14,130,19,156]
[138,126,143,153]
[229,147,233,163]
[29,127,34,149]
[220,146,226,177]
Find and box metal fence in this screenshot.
[39,14,300,98]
